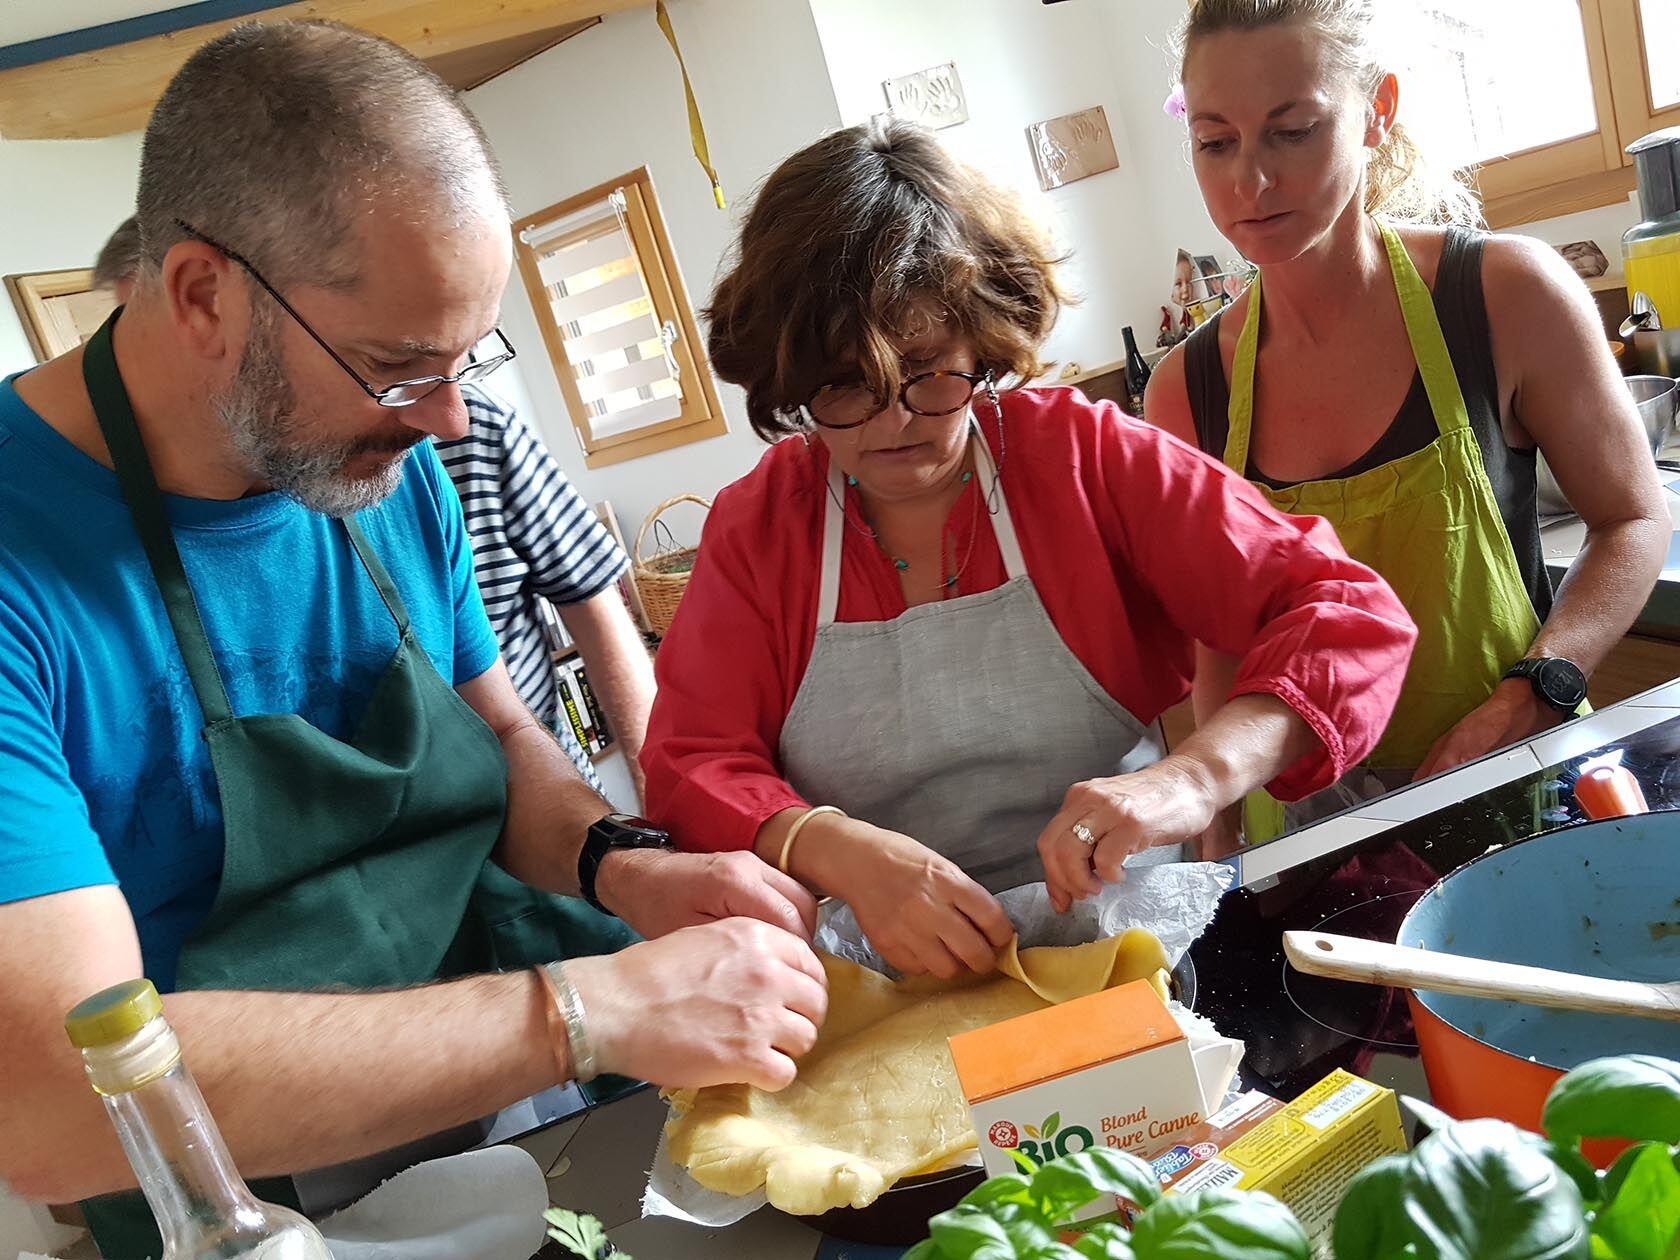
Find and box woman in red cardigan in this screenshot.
[640,119,1416,979]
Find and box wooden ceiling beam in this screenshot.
[0,0,645,140]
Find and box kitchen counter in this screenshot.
[1541,452,1680,630]
[501,682,1680,1260]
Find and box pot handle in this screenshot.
[1282,931,1680,1022]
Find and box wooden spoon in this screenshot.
[1283,931,1680,1023]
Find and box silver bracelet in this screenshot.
[541,960,598,1084]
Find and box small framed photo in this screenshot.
[5,268,116,363]
[1193,255,1223,303]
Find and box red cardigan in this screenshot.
[641,387,1416,851]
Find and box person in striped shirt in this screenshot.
[436,386,655,799]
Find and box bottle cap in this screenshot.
[65,979,164,1049]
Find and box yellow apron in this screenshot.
[1225,222,1544,840]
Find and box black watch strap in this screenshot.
[577,813,671,914]
[1503,656,1587,715]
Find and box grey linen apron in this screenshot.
[779,420,1172,895]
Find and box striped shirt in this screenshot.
[436,387,629,790]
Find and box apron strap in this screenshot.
[82,313,235,726]
[1377,220,1472,439]
[815,415,1026,625]
[818,459,847,629]
[1222,275,1263,475]
[343,514,414,636]
[1224,221,1474,472]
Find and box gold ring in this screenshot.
[1071,821,1096,846]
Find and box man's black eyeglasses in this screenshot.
[174,219,516,409]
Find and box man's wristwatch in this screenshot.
[577,813,672,914]
[1503,656,1588,716]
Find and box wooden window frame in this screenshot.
[512,167,727,469]
[1599,0,1680,146]
[1478,0,1678,227]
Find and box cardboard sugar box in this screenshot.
[1135,1070,1407,1252]
[1136,1087,1287,1199]
[948,979,1208,1225]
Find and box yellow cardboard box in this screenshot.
[1166,1069,1406,1250]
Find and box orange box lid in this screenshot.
[948,979,1183,1104]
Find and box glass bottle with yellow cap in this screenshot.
[65,979,333,1258]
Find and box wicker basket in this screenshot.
[633,494,712,637]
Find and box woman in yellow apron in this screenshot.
[1147,0,1670,840]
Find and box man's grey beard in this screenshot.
[213,317,415,518]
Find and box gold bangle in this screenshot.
[778,805,844,875]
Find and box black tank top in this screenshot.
[1183,226,1552,620]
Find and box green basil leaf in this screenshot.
[903,1241,943,1260]
[1403,1097,1461,1140]
[928,1203,1018,1260]
[1401,1119,1589,1260]
[1590,1143,1680,1260]
[542,1208,615,1260]
[1599,1143,1649,1208]
[1543,1057,1680,1146]
[991,1202,1062,1252]
[1032,1149,1162,1221]
[1072,1223,1138,1260]
[1013,1148,1043,1176]
[963,1173,1036,1211]
[1332,1152,1416,1260]
[1507,1128,1603,1209]
[1127,1187,1310,1259]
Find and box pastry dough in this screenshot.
[664,929,1170,1215]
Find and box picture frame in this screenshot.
[1026,105,1120,191]
[1193,254,1223,303]
[5,268,116,363]
[882,62,969,130]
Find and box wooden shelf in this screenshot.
[1053,359,1125,387]
[1050,345,1172,389]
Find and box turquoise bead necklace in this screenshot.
[838,468,979,596]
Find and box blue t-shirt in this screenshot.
[0,376,501,991]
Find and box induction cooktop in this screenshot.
[1188,713,1680,1098]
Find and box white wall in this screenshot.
[808,0,1188,376]
[466,0,841,547]
[0,134,142,374]
[1509,193,1640,280]
[1100,0,1234,305]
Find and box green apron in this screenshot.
[75,314,635,1258]
[1224,222,1548,840]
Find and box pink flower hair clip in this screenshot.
[1163,83,1188,123]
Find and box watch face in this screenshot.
[598,813,668,846]
[1539,658,1586,705]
